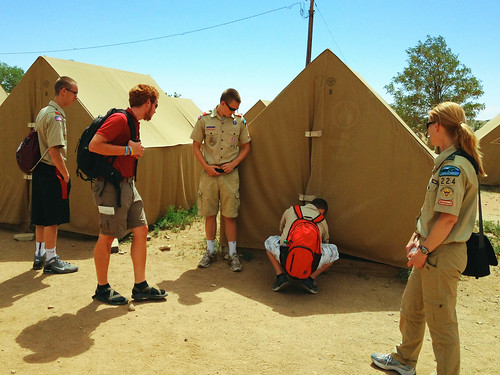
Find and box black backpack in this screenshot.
[76,108,137,207]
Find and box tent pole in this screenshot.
[305,0,315,67]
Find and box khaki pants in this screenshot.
[392,242,467,375]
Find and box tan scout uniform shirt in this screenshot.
[416,145,478,244]
[35,100,67,166]
[279,203,329,245]
[190,107,251,165]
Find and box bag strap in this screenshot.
[30,130,49,173]
[121,110,139,180]
[293,205,303,220]
[446,150,484,246]
[293,204,324,223]
[476,175,485,248]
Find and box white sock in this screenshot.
[45,247,57,261]
[228,241,237,256]
[35,242,46,257]
[207,240,215,254]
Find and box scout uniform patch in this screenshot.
[439,165,461,177]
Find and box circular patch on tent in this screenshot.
[332,101,358,129]
[326,77,336,86]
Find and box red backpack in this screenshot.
[283,205,324,279]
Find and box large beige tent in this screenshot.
[236,49,434,267]
[166,97,201,127]
[0,84,7,104]
[2,56,200,235]
[244,99,270,123]
[476,114,500,186]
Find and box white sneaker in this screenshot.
[371,353,416,375]
[229,254,242,272]
[198,251,216,268]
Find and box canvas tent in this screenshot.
[244,99,270,123]
[166,96,201,127]
[236,49,434,267]
[0,84,7,104]
[1,56,200,235]
[475,114,500,186]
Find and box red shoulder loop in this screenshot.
[293,205,303,219]
[312,213,324,224]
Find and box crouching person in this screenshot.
[264,198,339,294]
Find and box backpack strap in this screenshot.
[293,205,303,220]
[119,109,139,180]
[293,204,325,223]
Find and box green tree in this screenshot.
[166,91,181,98]
[385,35,485,134]
[0,61,24,92]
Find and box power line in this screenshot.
[0,2,302,56]
[314,1,348,64]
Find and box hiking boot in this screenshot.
[43,255,79,274]
[198,251,216,268]
[272,273,289,292]
[301,277,318,294]
[371,353,416,375]
[33,254,45,270]
[229,253,242,272]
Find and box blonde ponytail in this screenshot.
[457,123,486,177]
[429,102,486,177]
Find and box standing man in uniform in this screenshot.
[191,88,251,272]
[89,84,167,305]
[32,76,79,274]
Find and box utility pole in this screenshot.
[305,0,315,67]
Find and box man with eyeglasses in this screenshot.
[191,88,251,272]
[88,84,166,305]
[32,76,79,274]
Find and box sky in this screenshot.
[1,0,499,120]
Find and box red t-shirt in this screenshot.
[96,108,140,177]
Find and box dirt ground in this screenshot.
[0,190,499,375]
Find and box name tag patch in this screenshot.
[438,199,453,207]
[440,166,461,177]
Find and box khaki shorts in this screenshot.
[92,178,147,238]
[197,169,240,218]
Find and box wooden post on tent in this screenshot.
[305,0,315,67]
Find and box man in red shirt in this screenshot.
[89,84,166,305]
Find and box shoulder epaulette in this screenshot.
[198,110,212,120]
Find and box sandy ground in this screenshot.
[0,190,499,375]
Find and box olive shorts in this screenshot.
[197,169,240,218]
[92,178,147,238]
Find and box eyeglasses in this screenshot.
[65,88,78,96]
[150,99,158,108]
[225,101,238,112]
[426,121,437,129]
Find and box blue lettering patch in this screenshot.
[206,125,216,130]
[439,166,461,177]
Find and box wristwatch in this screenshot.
[419,245,430,255]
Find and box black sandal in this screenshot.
[92,286,129,305]
[131,284,167,301]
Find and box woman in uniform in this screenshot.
[372,101,486,375]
